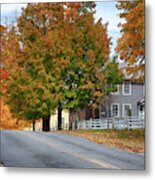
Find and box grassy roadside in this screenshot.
[58,129,145,153]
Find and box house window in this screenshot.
[122,82,131,95]
[111,84,119,95]
[111,103,119,118]
[122,104,132,117]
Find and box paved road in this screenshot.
[0,130,145,169]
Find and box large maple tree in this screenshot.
[116,0,145,82]
[0,25,31,130]
[2,2,122,131]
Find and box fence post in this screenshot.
[83,121,86,129]
[140,115,144,128]
[77,121,80,130]
[90,118,92,129]
[112,117,114,129]
[127,117,131,130]
[107,118,109,129]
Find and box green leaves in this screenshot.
[104,59,123,95]
[3,2,122,123]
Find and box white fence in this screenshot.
[77,116,145,130]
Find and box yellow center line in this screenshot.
[21,132,121,170]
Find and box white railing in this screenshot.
[77,119,108,130]
[77,116,145,130]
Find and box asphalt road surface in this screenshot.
[0,130,145,170]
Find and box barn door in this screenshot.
[42,116,50,131]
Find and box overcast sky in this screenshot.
[1,1,123,57]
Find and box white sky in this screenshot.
[1,0,123,57]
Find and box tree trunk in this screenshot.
[42,116,50,131]
[58,107,62,130]
[32,120,35,131]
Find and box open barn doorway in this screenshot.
[42,116,50,131]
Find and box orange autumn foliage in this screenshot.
[1,2,121,130]
[116,0,145,82]
[0,25,31,130]
[0,99,31,130]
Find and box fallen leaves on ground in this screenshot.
[57,129,144,153]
